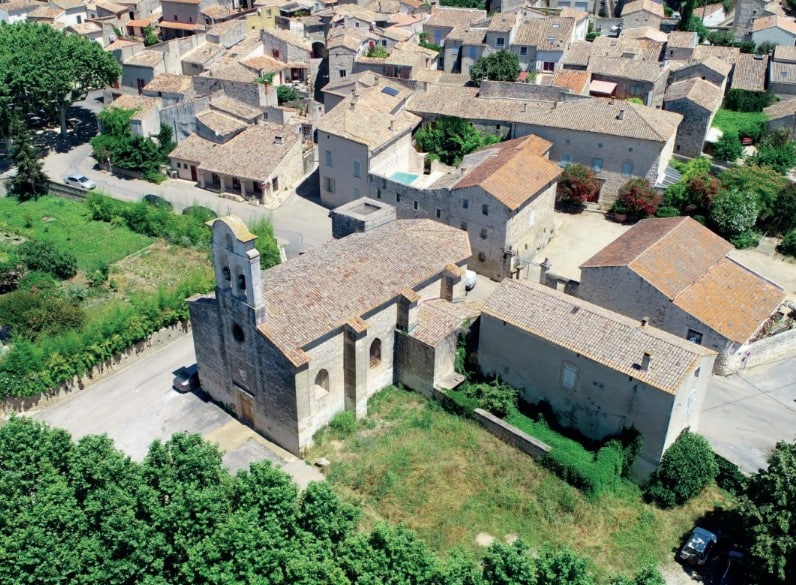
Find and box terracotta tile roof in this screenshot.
[621,0,664,17]
[201,5,234,19]
[28,6,64,18]
[388,13,423,26]
[763,96,796,119]
[448,26,486,44]
[488,11,517,32]
[698,2,725,17]
[591,35,665,61]
[425,6,486,31]
[203,59,258,82]
[412,299,482,346]
[169,133,219,163]
[407,84,552,121]
[664,78,722,111]
[316,83,421,149]
[581,217,733,299]
[559,7,589,21]
[67,22,102,35]
[210,94,262,121]
[770,60,796,86]
[667,30,698,49]
[262,27,312,53]
[675,258,785,344]
[197,110,249,137]
[0,0,37,14]
[162,0,201,4]
[731,53,768,91]
[482,279,715,395]
[127,18,153,27]
[588,56,667,83]
[562,40,592,67]
[159,21,204,31]
[378,25,413,42]
[692,44,740,65]
[453,136,561,211]
[198,123,300,181]
[753,15,796,35]
[773,45,796,63]
[51,0,84,9]
[110,93,162,117]
[182,42,224,65]
[143,73,194,94]
[356,46,424,67]
[96,1,128,13]
[620,26,668,42]
[105,38,142,50]
[240,54,288,73]
[327,25,370,51]
[124,49,164,67]
[551,68,590,93]
[333,3,378,22]
[258,220,472,364]
[513,17,574,51]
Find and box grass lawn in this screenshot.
[0,195,153,271]
[307,386,728,583]
[712,109,768,138]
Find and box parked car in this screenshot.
[679,527,718,567]
[172,365,199,393]
[64,173,96,191]
[142,194,173,211]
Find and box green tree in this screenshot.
[713,132,743,162]
[157,123,175,158]
[556,163,600,209]
[7,122,49,200]
[92,107,167,179]
[248,217,282,269]
[536,547,594,585]
[414,116,501,167]
[366,45,390,58]
[749,129,796,174]
[706,29,736,46]
[778,229,796,256]
[14,240,77,279]
[724,89,774,113]
[644,431,719,508]
[482,540,536,585]
[719,165,787,229]
[771,183,796,235]
[277,84,299,105]
[142,25,159,47]
[0,22,120,138]
[470,50,520,86]
[738,441,796,584]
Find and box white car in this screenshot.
[64,173,96,191]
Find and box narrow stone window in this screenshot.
[369,338,382,368]
[222,267,231,282]
[315,369,330,397]
[238,274,246,291]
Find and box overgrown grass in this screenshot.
[0,196,153,270]
[307,386,727,584]
[712,109,768,139]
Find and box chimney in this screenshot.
[523,102,528,112]
[641,316,649,327]
[617,108,625,121]
[274,135,283,145]
[641,352,652,371]
[389,119,394,131]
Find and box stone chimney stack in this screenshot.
[617,109,625,121]
[641,316,649,327]
[641,352,652,371]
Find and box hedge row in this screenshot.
[85,192,211,247]
[0,271,212,399]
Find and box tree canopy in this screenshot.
[470,50,520,87]
[0,22,120,138]
[414,116,501,167]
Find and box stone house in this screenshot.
[484,11,518,53]
[188,215,473,455]
[368,135,563,280]
[697,3,727,27]
[354,43,438,81]
[477,279,717,479]
[423,6,487,73]
[327,26,371,85]
[316,81,421,208]
[50,0,88,26]
[511,16,578,74]
[665,31,698,63]
[751,15,796,46]
[578,217,786,374]
[261,27,313,82]
[769,46,796,96]
[587,56,669,107]
[122,34,206,92]
[620,0,664,31]
[734,0,776,38]
[730,53,768,93]
[0,0,38,24]
[170,122,305,203]
[65,21,105,45]
[95,1,131,28]
[107,93,163,136]
[142,73,196,104]
[763,97,796,135]
[668,56,731,95]
[663,78,723,157]
[160,0,205,40]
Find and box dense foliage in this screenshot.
[614,179,661,220]
[277,84,299,105]
[644,431,718,508]
[249,217,284,269]
[556,164,600,209]
[0,22,120,138]
[724,89,775,113]
[142,25,158,47]
[13,239,77,280]
[709,189,759,243]
[470,50,520,86]
[778,229,796,256]
[0,417,666,585]
[414,116,501,167]
[748,129,796,174]
[713,132,743,162]
[91,108,173,182]
[6,123,49,199]
[738,441,796,584]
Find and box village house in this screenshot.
[769,46,796,96]
[751,14,796,46]
[665,31,698,63]
[316,81,421,208]
[142,73,196,104]
[620,0,664,31]
[188,214,473,455]
[260,26,314,83]
[159,0,205,40]
[108,93,164,136]
[353,42,438,80]
[578,217,786,374]
[696,3,728,27]
[121,34,206,92]
[327,26,371,85]
[65,21,105,45]
[669,56,731,94]
[368,135,563,280]
[511,16,580,75]
[729,53,769,93]
[423,6,487,73]
[763,97,796,135]
[477,279,717,480]
[0,0,38,24]
[50,0,88,26]
[663,78,723,157]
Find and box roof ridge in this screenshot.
[627,216,688,272]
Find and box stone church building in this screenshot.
[189,211,475,454]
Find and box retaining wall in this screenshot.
[717,327,796,375]
[1,321,191,415]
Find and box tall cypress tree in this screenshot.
[9,123,49,200]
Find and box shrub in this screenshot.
[655,205,680,218]
[462,380,517,418]
[0,261,27,294]
[615,178,661,220]
[729,229,760,249]
[724,89,775,113]
[777,229,796,256]
[329,411,357,435]
[714,454,748,496]
[14,240,77,280]
[248,217,282,269]
[714,132,743,162]
[709,189,760,239]
[277,84,299,105]
[748,129,796,174]
[644,431,718,508]
[182,205,217,222]
[557,164,600,209]
[470,49,520,86]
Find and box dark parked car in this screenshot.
[142,194,173,211]
[172,365,199,393]
[679,527,718,567]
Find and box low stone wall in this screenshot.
[473,408,552,460]
[1,321,191,415]
[717,327,796,375]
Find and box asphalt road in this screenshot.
[29,334,324,487]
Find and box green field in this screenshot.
[0,195,153,270]
[712,109,768,138]
[308,387,727,583]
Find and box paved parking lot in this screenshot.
[28,335,323,488]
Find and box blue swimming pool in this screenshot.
[391,171,419,185]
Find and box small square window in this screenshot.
[520,46,528,56]
[592,158,603,173]
[496,37,505,47]
[561,363,578,390]
[622,162,633,177]
[480,228,488,239]
[687,329,703,345]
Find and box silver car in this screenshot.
[64,173,96,191]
